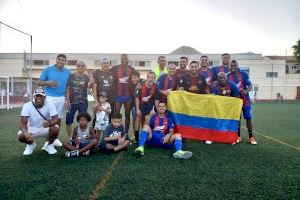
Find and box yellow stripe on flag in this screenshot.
[167,91,243,120]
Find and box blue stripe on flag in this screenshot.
[169,112,239,132]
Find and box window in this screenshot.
[95,60,101,66]
[240,67,249,73]
[134,61,150,67]
[138,61,145,67]
[168,61,179,66]
[67,60,77,65]
[33,60,49,66]
[213,61,220,66]
[253,84,259,92]
[111,60,118,66]
[266,72,278,77]
[292,64,299,69]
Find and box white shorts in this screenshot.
[94,123,108,131]
[18,126,49,138]
[46,96,65,119]
[17,125,59,138]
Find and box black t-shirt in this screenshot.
[92,69,115,101]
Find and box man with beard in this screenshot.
[156,62,179,104]
[199,55,214,90]
[176,56,189,78]
[17,87,60,155]
[135,102,193,159]
[179,61,209,94]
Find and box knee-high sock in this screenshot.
[139,130,148,147]
[174,139,182,151]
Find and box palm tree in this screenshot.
[292,38,300,63]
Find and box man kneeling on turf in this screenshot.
[63,113,98,157]
[99,113,130,153]
[135,102,193,159]
[18,87,60,155]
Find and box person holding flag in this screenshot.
[134,102,193,159]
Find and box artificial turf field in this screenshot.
[0,102,299,200]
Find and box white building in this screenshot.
[0,52,299,100]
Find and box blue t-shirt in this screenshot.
[40,65,71,97]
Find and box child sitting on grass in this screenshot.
[63,113,98,157]
[99,113,130,154]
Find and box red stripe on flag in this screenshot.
[174,125,238,144]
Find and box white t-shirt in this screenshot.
[95,102,111,130]
[21,99,58,128]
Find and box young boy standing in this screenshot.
[94,91,111,142]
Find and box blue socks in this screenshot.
[139,130,148,147]
[174,139,182,151]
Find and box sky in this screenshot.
[0,0,299,56]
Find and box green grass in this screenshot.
[0,102,299,200]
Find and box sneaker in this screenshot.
[44,144,57,155]
[53,139,63,147]
[65,150,79,158]
[134,146,144,156]
[205,140,213,145]
[23,143,37,155]
[173,150,193,159]
[41,141,49,151]
[248,137,257,145]
[237,137,242,143]
[82,150,90,156]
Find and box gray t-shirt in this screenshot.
[67,73,89,104]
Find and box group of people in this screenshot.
[18,53,257,159]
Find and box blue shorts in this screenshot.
[114,96,132,103]
[66,102,88,125]
[99,136,130,151]
[146,132,173,148]
[71,139,92,148]
[242,106,252,120]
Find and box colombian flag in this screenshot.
[167,91,242,144]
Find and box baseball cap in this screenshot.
[33,87,46,96]
[100,57,110,63]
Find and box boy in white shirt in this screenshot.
[94,91,111,142]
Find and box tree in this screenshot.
[292,38,300,63]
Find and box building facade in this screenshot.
[0,52,299,100]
